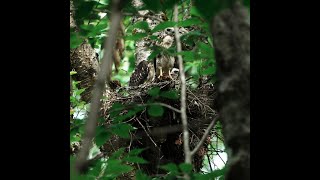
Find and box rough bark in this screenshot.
[211,2,250,180]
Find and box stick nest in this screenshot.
[100,80,218,176]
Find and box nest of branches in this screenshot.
[98,79,217,176]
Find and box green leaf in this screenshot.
[105,159,133,175]
[70,127,79,138]
[111,123,134,138]
[190,7,202,17]
[244,0,250,8]
[95,131,111,147]
[147,48,162,60]
[148,105,164,117]
[113,107,142,123]
[160,90,179,100]
[151,21,175,33]
[130,21,150,32]
[178,18,203,27]
[179,163,193,173]
[198,42,213,56]
[70,32,83,49]
[75,88,86,96]
[194,168,225,179]
[202,66,216,75]
[110,103,124,118]
[70,71,77,75]
[110,147,126,160]
[180,31,204,40]
[124,156,148,164]
[87,160,104,177]
[161,0,179,10]
[135,170,151,180]
[178,51,196,62]
[142,0,162,12]
[194,0,236,21]
[128,148,145,156]
[125,33,148,41]
[95,125,106,137]
[148,87,160,96]
[149,35,158,40]
[160,163,178,173]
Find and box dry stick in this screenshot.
[75,0,122,174]
[149,103,181,113]
[174,2,192,171]
[136,118,158,147]
[190,115,219,156]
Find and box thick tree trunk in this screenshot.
[211,2,250,180]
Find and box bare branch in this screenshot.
[174,5,191,180]
[190,116,219,156]
[75,0,123,174]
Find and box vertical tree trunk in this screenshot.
[211,2,250,180]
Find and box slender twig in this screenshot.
[136,118,158,147]
[206,154,213,172]
[190,115,219,156]
[75,0,123,174]
[148,103,181,113]
[174,4,191,180]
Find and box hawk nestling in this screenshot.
[155,53,175,80]
[155,30,175,80]
[129,60,155,86]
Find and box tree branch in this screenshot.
[75,0,123,174]
[174,4,191,180]
[190,115,219,156]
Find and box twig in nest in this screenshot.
[148,103,181,113]
[190,115,219,156]
[136,118,158,147]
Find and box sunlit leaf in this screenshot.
[70,71,77,75]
